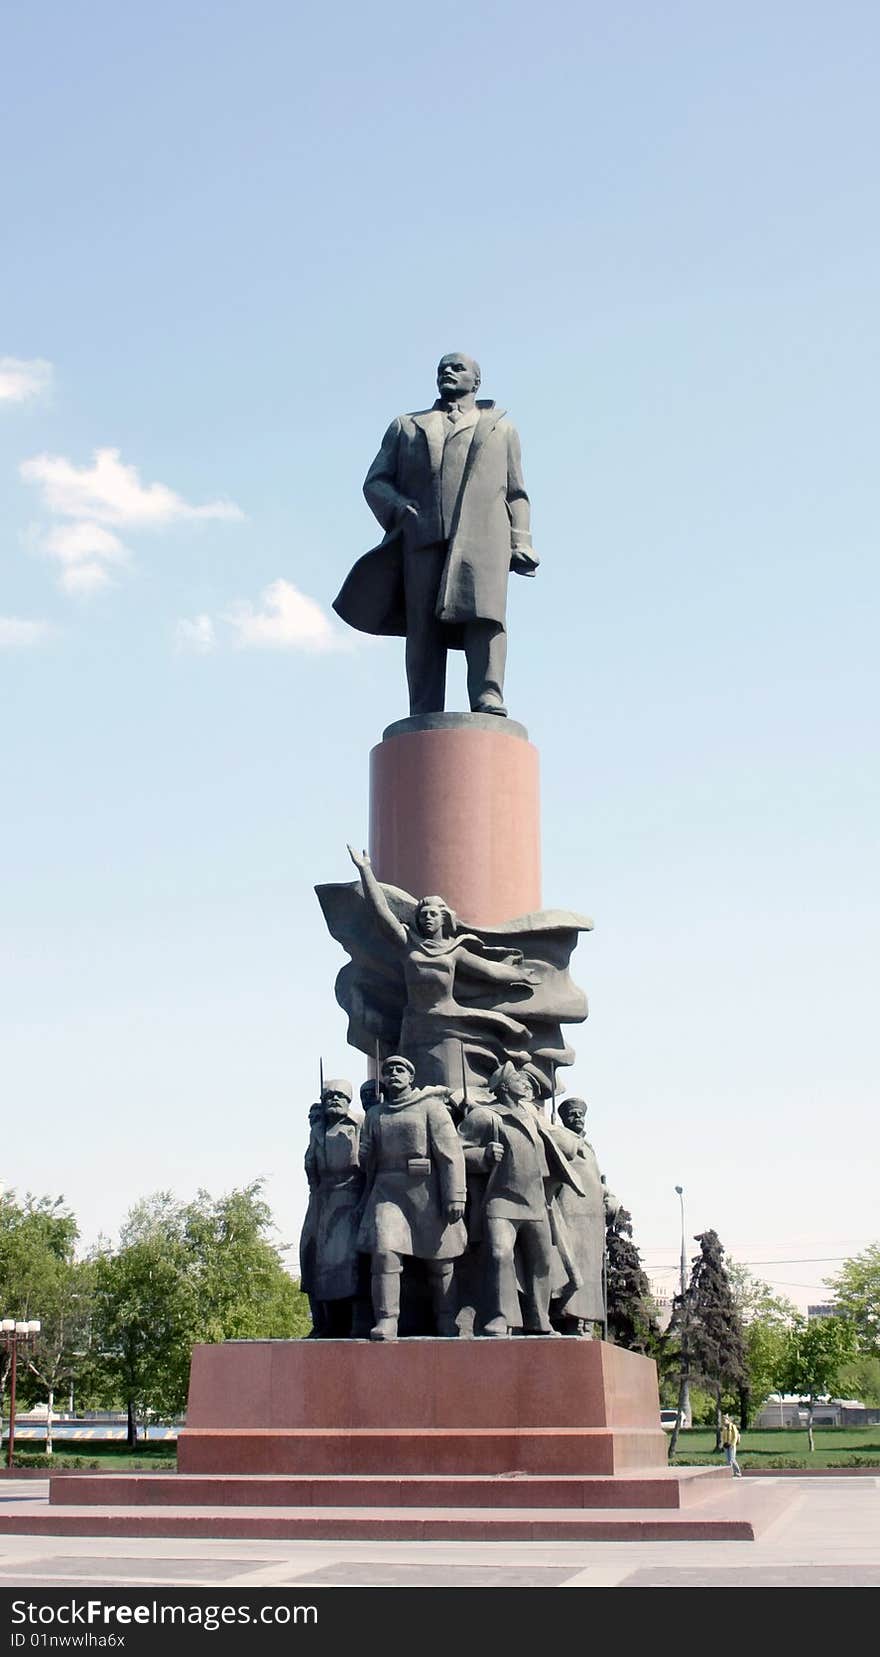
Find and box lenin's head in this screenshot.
[437,353,481,398]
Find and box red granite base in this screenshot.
[28,1339,785,1541]
[51,1467,728,1510]
[177,1338,669,1477]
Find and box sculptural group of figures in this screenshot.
[303,846,618,1339]
[299,1053,620,1342]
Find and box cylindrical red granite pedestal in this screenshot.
[369,713,541,927]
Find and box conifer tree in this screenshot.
[604,1206,659,1353]
[686,1229,747,1446]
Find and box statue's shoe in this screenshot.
[472,699,508,716]
[369,1320,399,1341]
[482,1316,510,1337]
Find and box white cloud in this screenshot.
[176,615,217,654]
[20,447,244,528]
[223,579,347,652]
[0,357,53,405]
[0,615,55,647]
[42,520,129,593]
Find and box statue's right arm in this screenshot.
[348,845,408,947]
[363,419,410,532]
[459,1108,496,1171]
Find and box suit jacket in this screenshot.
[333,400,536,640]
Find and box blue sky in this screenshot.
[2,2,877,1308]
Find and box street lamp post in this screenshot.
[1,1319,41,1468]
[674,1186,690,1430]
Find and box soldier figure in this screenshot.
[357,1055,467,1340]
[298,1080,369,1338]
[459,1057,584,1336]
[549,1097,620,1336]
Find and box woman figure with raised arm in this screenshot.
[346,844,537,1090]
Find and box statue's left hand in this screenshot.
[510,545,539,577]
[446,1202,465,1224]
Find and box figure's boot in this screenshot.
[521,1272,557,1335]
[306,1296,327,1338]
[483,1257,509,1337]
[429,1262,458,1337]
[369,1271,400,1341]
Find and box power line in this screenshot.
[643,1256,847,1267]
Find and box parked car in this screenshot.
[660,1408,691,1430]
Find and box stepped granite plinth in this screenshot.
[24,1342,795,1541]
[176,1337,668,1478]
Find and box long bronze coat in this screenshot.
[333,401,533,640]
[548,1125,617,1322]
[357,1088,467,1261]
[299,1117,363,1302]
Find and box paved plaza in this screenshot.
[0,1477,876,1588]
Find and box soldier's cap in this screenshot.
[321,1078,353,1102]
[489,1059,537,1096]
[381,1054,415,1078]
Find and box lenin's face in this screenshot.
[437,354,479,397]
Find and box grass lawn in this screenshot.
[11,1442,176,1472]
[671,1427,880,1468]
[10,1428,880,1473]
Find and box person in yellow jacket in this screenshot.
[721,1414,743,1477]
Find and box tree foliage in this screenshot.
[670,1229,746,1444]
[836,1353,880,1407]
[824,1245,880,1354]
[0,1192,95,1448]
[89,1182,308,1438]
[773,1314,858,1450]
[728,1260,798,1425]
[604,1206,659,1354]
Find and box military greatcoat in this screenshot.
[299,1116,364,1302]
[357,1088,467,1261]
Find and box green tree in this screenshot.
[89,1197,196,1444]
[0,1191,91,1450]
[728,1261,798,1426]
[773,1315,858,1451]
[824,1245,880,1354]
[836,1353,880,1407]
[604,1206,660,1354]
[180,1182,307,1342]
[681,1230,746,1448]
[90,1182,309,1442]
[19,1258,96,1454]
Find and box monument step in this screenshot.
[177,1426,667,1477]
[50,1466,728,1512]
[0,1485,792,1543]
